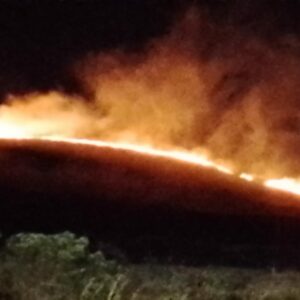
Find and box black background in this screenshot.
[0,0,300,98]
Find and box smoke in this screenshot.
[1,6,300,178]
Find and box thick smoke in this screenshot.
[1,7,300,178]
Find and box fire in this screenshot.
[239,173,254,182]
[0,91,300,198]
[1,117,300,198]
[0,94,300,197]
[0,122,234,175]
[265,178,300,196]
[0,10,300,198]
[45,136,235,174]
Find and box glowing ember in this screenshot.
[239,173,254,182]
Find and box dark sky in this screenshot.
[0,0,300,98]
[0,0,182,97]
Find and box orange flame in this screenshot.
[0,117,299,198]
[0,91,299,198]
[0,9,300,198]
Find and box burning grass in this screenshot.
[0,138,300,217]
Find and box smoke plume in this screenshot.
[1,6,300,179]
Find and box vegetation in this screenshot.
[0,232,300,299]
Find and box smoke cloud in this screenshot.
[1,6,300,179]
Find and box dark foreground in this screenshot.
[2,232,300,300]
[1,139,300,269]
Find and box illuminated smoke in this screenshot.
[1,7,300,193]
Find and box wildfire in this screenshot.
[0,122,235,175]
[265,178,300,196]
[0,14,299,199]
[0,119,300,198]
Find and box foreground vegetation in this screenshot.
[0,232,300,299]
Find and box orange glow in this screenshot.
[1,107,300,197]
[0,8,300,205]
[264,178,300,196]
[45,136,234,174]
[1,94,300,198]
[1,118,300,198]
[239,173,254,182]
[0,25,299,199]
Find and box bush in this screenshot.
[1,232,300,300]
[0,232,123,300]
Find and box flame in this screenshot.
[239,173,254,182]
[46,137,235,175]
[1,117,300,198]
[0,123,234,175]
[0,9,300,198]
[265,178,300,196]
[1,93,300,197]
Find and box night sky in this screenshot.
[0,0,299,98]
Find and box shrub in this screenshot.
[0,232,122,300]
[1,232,300,300]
